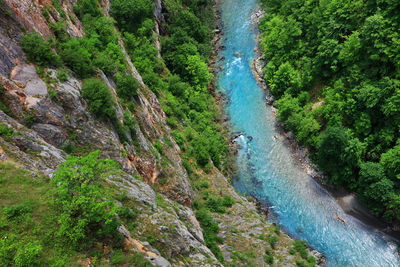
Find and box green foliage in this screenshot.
[48,88,57,101]
[185,54,212,90]
[293,240,309,260]
[49,151,120,248]
[0,236,43,267]
[0,101,12,117]
[113,120,130,144]
[259,0,400,223]
[128,252,152,266]
[110,250,125,265]
[269,62,300,97]
[20,33,61,66]
[317,127,363,187]
[110,0,153,32]
[81,78,116,119]
[267,235,278,249]
[154,140,163,155]
[115,72,139,100]
[56,68,69,82]
[380,144,400,181]
[3,203,32,220]
[59,39,95,78]
[0,162,78,266]
[73,0,102,19]
[195,208,223,262]
[24,113,38,128]
[0,124,13,139]
[264,254,274,264]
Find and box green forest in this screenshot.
[259,0,400,223]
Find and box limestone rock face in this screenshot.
[0,110,65,175]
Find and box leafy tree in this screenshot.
[81,78,116,119]
[270,62,300,98]
[314,39,340,78]
[358,162,393,215]
[59,39,95,78]
[380,144,400,181]
[50,151,120,247]
[385,193,400,222]
[185,54,211,90]
[167,75,189,98]
[317,127,363,187]
[73,0,102,19]
[171,10,209,43]
[110,0,153,32]
[275,94,301,122]
[115,73,139,100]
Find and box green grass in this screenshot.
[0,162,80,266]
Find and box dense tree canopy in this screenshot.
[260,0,400,222]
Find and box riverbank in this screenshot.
[251,6,400,242]
[211,1,328,265]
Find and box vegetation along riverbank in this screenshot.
[256,0,400,233]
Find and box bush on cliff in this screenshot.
[59,39,95,78]
[49,151,120,248]
[110,0,153,33]
[81,78,116,120]
[115,72,139,100]
[20,33,61,67]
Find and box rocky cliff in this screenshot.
[0,0,322,266]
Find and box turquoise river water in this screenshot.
[217,0,400,266]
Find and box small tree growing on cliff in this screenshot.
[20,33,61,67]
[49,151,120,248]
[81,78,116,120]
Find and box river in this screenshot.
[216,0,400,266]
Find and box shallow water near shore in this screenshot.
[216,0,400,266]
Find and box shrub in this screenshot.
[81,78,116,119]
[205,196,225,213]
[265,254,274,264]
[0,236,42,267]
[110,250,125,265]
[222,195,235,207]
[0,102,11,117]
[61,141,75,154]
[20,33,61,66]
[56,68,69,82]
[128,252,152,267]
[195,208,223,262]
[48,88,57,101]
[274,225,281,235]
[113,120,130,144]
[0,125,13,137]
[3,203,32,219]
[24,113,37,128]
[73,0,102,19]
[49,151,120,247]
[110,0,153,32]
[268,235,279,249]
[154,140,163,155]
[193,143,209,167]
[59,39,95,78]
[115,72,139,100]
[293,240,309,259]
[14,242,43,267]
